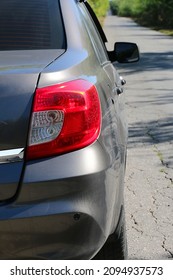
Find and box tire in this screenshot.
[93,207,127,260]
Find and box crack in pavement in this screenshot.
[156,189,173,202]
[165,175,173,184]
[160,169,173,184]
[152,195,159,208]
[153,144,172,168]
[146,129,159,144]
[130,214,143,235]
[162,235,173,258]
[146,130,173,178]
[152,145,173,185]
[149,208,157,224]
[126,184,136,196]
[126,171,135,181]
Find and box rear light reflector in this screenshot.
[26,79,101,160]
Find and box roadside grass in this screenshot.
[98,17,105,26]
[133,18,173,37]
[157,29,173,36]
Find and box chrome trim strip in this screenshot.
[0,148,24,164]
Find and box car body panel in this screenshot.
[0,49,64,151]
[0,143,121,259]
[0,50,65,200]
[0,0,135,259]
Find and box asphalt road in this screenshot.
[104,15,173,259]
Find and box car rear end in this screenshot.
[0,0,126,259]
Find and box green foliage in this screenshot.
[118,0,133,17]
[109,0,119,15]
[110,0,145,17]
[140,0,173,28]
[88,0,109,18]
[110,0,173,29]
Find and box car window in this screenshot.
[0,0,66,51]
[79,3,109,65]
[84,2,107,44]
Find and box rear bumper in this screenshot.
[0,142,123,259]
[0,210,105,259]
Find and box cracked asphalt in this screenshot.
[104,15,173,259]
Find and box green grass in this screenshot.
[158,29,173,36]
[157,151,163,162]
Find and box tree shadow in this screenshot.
[117,51,173,167]
[127,117,173,169]
[117,51,173,106]
[117,51,173,74]
[128,117,173,146]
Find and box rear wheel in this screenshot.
[93,207,127,260]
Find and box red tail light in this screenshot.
[26,79,101,160]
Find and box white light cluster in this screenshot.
[29,110,64,145]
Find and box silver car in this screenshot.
[0,0,139,259]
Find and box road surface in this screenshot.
[104,15,173,259]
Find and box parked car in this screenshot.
[0,0,139,259]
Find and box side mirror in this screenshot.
[108,42,140,63]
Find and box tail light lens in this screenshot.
[26,79,101,160]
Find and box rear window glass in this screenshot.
[0,0,66,50]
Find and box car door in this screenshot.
[78,2,128,220]
[79,1,128,162]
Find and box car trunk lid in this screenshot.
[0,50,65,201]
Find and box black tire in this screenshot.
[93,207,127,260]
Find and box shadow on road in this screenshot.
[118,51,173,149]
[116,50,173,174]
[119,51,173,74]
[128,117,173,146]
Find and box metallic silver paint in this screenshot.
[0,0,134,259]
[0,50,65,200]
[0,148,24,164]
